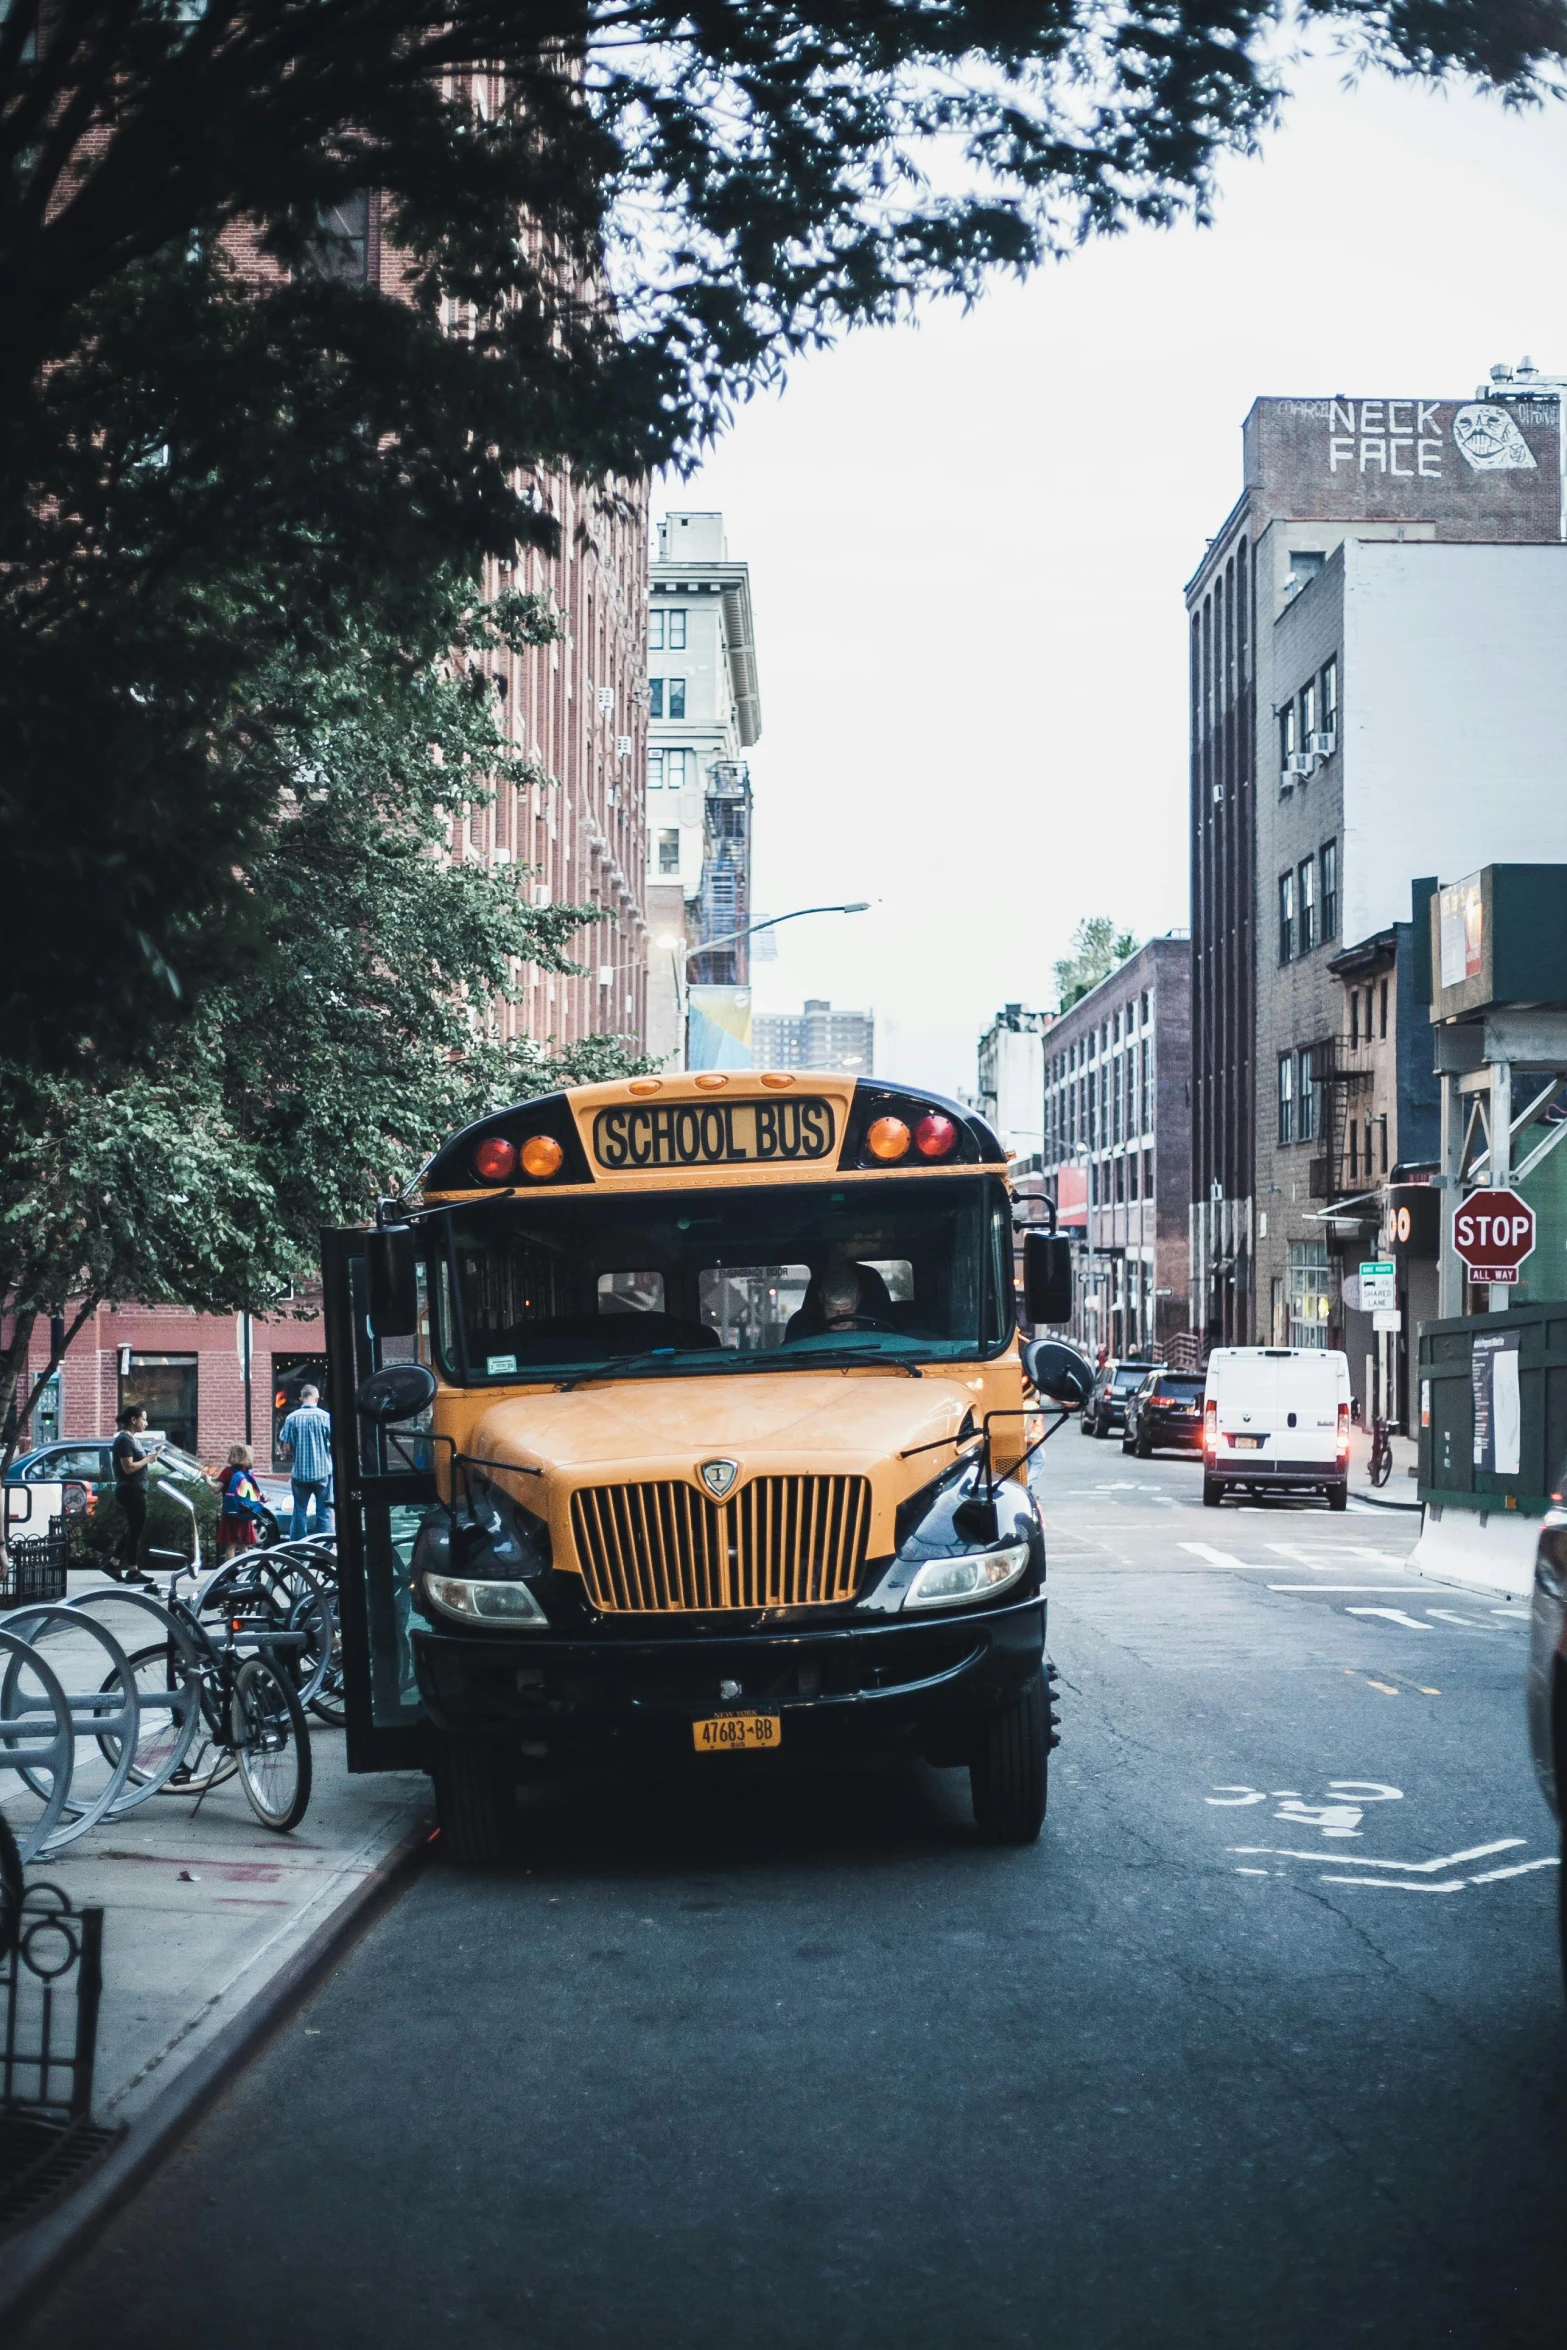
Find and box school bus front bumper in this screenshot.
[409,1594,1045,1767]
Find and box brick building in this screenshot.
[10,181,651,1472]
[1040,935,1192,1357]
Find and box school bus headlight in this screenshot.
[422,1573,550,1628]
[902,1543,1030,1610]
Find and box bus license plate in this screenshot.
[692,1713,781,1754]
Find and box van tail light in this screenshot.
[1203,1400,1217,1456]
[1337,1401,1351,1460]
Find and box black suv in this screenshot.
[1122,1369,1207,1458]
[1081,1359,1159,1439]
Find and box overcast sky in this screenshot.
[661,48,1567,1100]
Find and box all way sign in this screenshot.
[1453,1187,1536,1286]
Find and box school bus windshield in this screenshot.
[436,1174,1014,1383]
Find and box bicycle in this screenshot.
[1369,1416,1394,1488]
[105,1561,313,1832]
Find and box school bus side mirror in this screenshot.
[356,1362,438,1425]
[367,1223,419,1337]
[1023,1339,1092,1408]
[1021,1230,1073,1327]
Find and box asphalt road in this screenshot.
[21,1432,1567,2350]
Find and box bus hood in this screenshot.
[465,1367,987,1498]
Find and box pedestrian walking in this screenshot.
[217,1444,265,1561]
[278,1384,335,1539]
[110,1403,154,1584]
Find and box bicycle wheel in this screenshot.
[101,1643,202,1796]
[231,1655,312,1832]
[305,1587,346,1727]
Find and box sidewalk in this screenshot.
[38,1735,430,2128]
[1346,1426,1422,1509]
[2,1573,432,2316]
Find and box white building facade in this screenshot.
[644,511,761,1066]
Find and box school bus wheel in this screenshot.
[432,1735,513,1865]
[969,1667,1048,1846]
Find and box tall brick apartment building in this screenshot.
[1040,934,1192,1358]
[11,187,650,1474]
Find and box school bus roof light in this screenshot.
[914,1113,957,1160]
[473,1136,518,1182]
[520,1134,565,1179]
[866,1115,911,1161]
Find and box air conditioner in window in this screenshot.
[1307,730,1336,758]
[1283,751,1314,779]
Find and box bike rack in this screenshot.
[0,1607,140,1856]
[0,1630,75,1864]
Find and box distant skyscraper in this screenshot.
[754,1000,874,1075]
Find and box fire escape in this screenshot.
[1307,1033,1374,1202]
[688,761,752,987]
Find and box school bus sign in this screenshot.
[1453,1187,1536,1285]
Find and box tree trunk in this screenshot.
[0,1297,97,1478]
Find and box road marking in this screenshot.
[1346,1607,1436,1630]
[1267,1583,1417,1592]
[1230,1838,1525,1874]
[1423,1610,1492,1634]
[1349,1546,1416,1565]
[1180,1543,1261,1568]
[1469,1856,1561,1883]
[1235,1866,1270,1877]
[1366,1680,1401,1695]
[1319,1876,1466,1894]
[1491,1607,1531,1620]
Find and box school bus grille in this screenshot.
[569,1476,872,1613]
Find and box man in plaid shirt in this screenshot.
[278,1384,336,1539]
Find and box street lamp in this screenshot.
[658,902,872,1070]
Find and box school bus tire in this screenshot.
[433,1736,512,1864]
[969,1667,1048,1845]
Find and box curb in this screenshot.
[1351,1489,1423,1514]
[0,1812,436,2333]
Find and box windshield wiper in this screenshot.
[802,1347,922,1379]
[557,1348,680,1393]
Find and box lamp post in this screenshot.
[655,901,871,1070]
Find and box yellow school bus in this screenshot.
[323,1071,1088,1860]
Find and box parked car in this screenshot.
[5,1433,221,1561]
[1201,1347,1350,1510]
[1081,1358,1159,1439]
[1526,1460,1567,1994]
[1122,1368,1207,1457]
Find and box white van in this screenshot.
[1201,1347,1351,1510]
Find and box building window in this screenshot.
[1278,1053,1295,1145]
[1299,1046,1316,1142]
[1350,989,1359,1047]
[1140,1039,1152,1135]
[1321,840,1338,940]
[665,748,689,791]
[1379,977,1389,1039]
[1143,1147,1153,1198]
[121,1353,199,1454]
[1128,1151,1139,1201]
[311,190,371,282]
[667,610,687,650]
[1349,1120,1358,1180]
[648,678,664,718]
[657,828,680,875]
[1112,1055,1123,1145]
[1298,856,1317,953]
[647,749,664,790]
[1115,1155,1126,1204]
[667,678,686,719]
[1378,1113,1389,1173]
[1141,989,1150,1025]
[649,610,665,652]
[1288,1238,1331,1350]
[1300,675,1317,741]
[1278,871,1296,965]
[1321,656,1338,735]
[1279,701,1298,773]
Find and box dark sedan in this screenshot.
[1081,1358,1159,1439]
[1122,1370,1207,1457]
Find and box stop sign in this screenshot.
[1452,1187,1536,1284]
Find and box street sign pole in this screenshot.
[1489,1057,1512,1313]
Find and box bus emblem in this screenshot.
[699,1459,739,1499]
